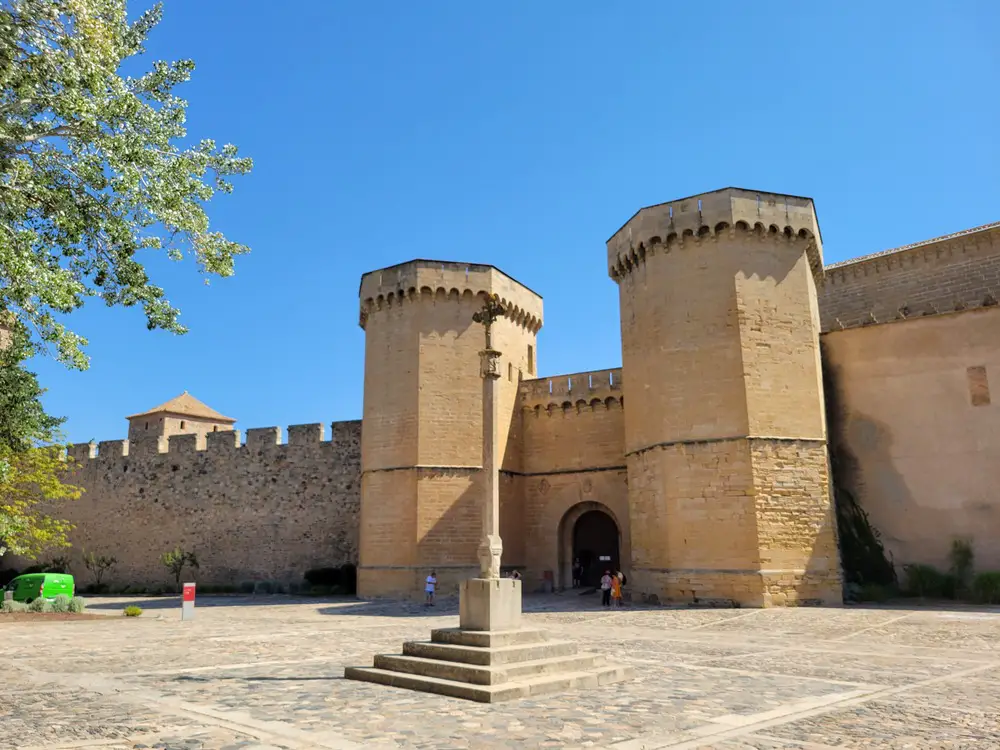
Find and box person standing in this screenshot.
[572,558,583,588]
[424,570,437,606]
[600,570,613,607]
[610,571,622,608]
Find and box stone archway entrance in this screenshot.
[558,502,621,589]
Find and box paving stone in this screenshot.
[3,595,1000,749]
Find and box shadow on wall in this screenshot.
[822,355,910,587]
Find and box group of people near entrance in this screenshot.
[423,564,626,607]
[599,569,626,607]
[573,558,627,607]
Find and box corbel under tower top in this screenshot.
[606,187,825,282]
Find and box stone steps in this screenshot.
[430,627,549,648]
[345,625,634,702]
[402,638,578,665]
[344,662,633,703]
[373,652,603,685]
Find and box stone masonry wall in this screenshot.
[516,368,627,591]
[35,421,361,590]
[819,223,1000,332]
[823,305,1000,572]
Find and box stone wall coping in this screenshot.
[67,420,361,461]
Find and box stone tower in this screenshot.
[357,261,542,598]
[126,392,236,449]
[607,188,842,606]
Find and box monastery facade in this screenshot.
[6,188,999,606]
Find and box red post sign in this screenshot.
[183,583,196,602]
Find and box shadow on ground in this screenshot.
[82,592,1000,618]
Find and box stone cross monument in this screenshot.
[472,294,504,580]
[457,294,522,632]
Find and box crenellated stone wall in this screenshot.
[15,422,362,590]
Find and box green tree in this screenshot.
[160,546,198,591]
[0,319,63,450]
[0,0,252,369]
[0,320,80,559]
[0,443,82,558]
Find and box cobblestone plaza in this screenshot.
[3,595,999,749]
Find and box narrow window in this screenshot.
[968,366,991,406]
[180,420,186,430]
[144,421,148,430]
[508,362,513,381]
[213,425,218,432]
[527,345,534,375]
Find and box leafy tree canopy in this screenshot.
[0,318,80,560]
[0,0,252,369]
[0,442,81,558]
[0,318,64,450]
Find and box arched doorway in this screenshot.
[558,502,621,589]
[573,511,620,587]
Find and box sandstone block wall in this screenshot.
[609,188,842,607]
[27,421,361,590]
[819,223,1000,332]
[357,261,542,598]
[516,368,627,589]
[823,305,1000,572]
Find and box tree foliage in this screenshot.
[0,0,252,368]
[0,319,80,559]
[0,443,81,558]
[160,546,198,589]
[0,318,63,449]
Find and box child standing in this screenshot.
[425,570,437,606]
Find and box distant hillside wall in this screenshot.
[515,368,629,590]
[819,223,1000,332]
[35,421,362,590]
[823,306,1000,572]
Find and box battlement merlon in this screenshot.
[358,259,543,332]
[65,420,362,462]
[606,187,825,281]
[518,367,623,409]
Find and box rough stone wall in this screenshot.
[37,421,361,590]
[818,223,1000,332]
[516,368,627,590]
[823,305,1000,572]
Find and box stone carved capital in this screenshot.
[478,534,504,579]
[479,348,502,379]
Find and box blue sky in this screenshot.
[34,1,999,444]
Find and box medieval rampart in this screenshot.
[818,222,1000,331]
[46,421,361,590]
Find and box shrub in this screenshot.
[304,567,340,587]
[28,597,52,613]
[972,572,1000,604]
[123,605,143,617]
[160,547,199,592]
[68,597,87,613]
[948,538,975,597]
[903,564,952,598]
[83,551,119,588]
[1,599,27,613]
[239,581,255,594]
[51,594,71,613]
